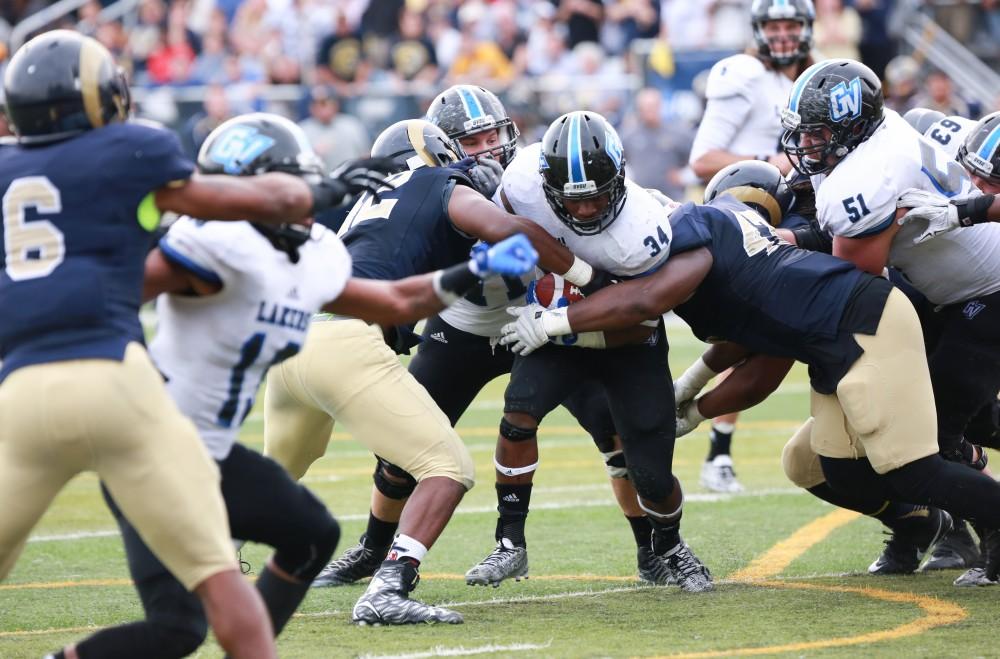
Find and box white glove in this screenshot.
[500,304,569,356]
[896,188,971,244]
[468,158,505,199]
[673,356,718,409]
[676,399,707,438]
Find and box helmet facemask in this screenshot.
[542,172,627,236]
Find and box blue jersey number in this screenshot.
[841,194,871,223]
[217,332,300,428]
[643,226,671,257]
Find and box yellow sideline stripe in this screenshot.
[0,625,101,638]
[0,578,131,591]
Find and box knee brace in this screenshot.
[781,420,826,489]
[373,459,418,500]
[273,514,341,582]
[499,417,537,442]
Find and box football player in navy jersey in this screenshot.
[263,118,613,624]
[502,194,1000,560]
[0,31,392,659]
[59,113,536,659]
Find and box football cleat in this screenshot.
[637,545,674,585]
[869,508,952,575]
[660,542,714,592]
[920,519,980,571]
[352,560,463,625]
[699,455,744,493]
[312,534,387,588]
[953,566,995,587]
[464,538,528,587]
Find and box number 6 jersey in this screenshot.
[150,218,351,459]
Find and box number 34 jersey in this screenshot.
[812,109,1000,305]
[150,218,351,459]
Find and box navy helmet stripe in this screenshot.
[458,87,484,120]
[976,123,1000,163]
[568,113,586,183]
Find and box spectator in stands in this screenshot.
[190,30,227,84]
[388,7,438,85]
[426,3,462,71]
[146,23,195,85]
[884,54,920,114]
[491,1,529,77]
[912,69,972,118]
[447,3,515,87]
[659,0,714,51]
[298,85,371,172]
[603,0,659,55]
[76,0,104,36]
[813,0,861,60]
[524,2,570,77]
[182,83,232,156]
[128,0,167,75]
[555,0,605,49]
[618,87,693,200]
[316,8,370,97]
[846,0,896,79]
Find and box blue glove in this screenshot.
[471,233,538,277]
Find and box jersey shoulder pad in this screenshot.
[668,203,714,254]
[158,217,243,285]
[815,161,899,239]
[99,122,194,193]
[500,142,545,214]
[705,54,766,101]
[308,226,354,303]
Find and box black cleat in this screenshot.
[869,508,952,575]
[312,534,387,588]
[921,518,980,571]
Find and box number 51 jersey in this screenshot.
[149,218,351,459]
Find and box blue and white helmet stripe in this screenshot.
[567,112,587,184]
[787,60,829,114]
[457,86,484,121]
[976,123,1000,163]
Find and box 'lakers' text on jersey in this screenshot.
[812,110,1000,306]
[151,219,351,459]
[0,122,193,382]
[670,197,883,394]
[501,143,673,278]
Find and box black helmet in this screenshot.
[371,119,462,173]
[902,107,946,135]
[958,111,1000,185]
[426,85,519,166]
[540,111,627,236]
[780,59,884,176]
[704,160,795,227]
[197,113,324,261]
[197,112,324,176]
[3,30,130,145]
[751,0,815,68]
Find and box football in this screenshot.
[527,272,585,309]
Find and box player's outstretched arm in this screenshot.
[155,172,315,223]
[142,248,223,301]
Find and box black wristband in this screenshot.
[435,261,480,303]
[308,178,348,215]
[953,193,996,227]
[790,222,833,254]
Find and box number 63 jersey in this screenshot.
[812,109,1000,306]
[150,218,351,459]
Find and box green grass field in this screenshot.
[3,326,997,658]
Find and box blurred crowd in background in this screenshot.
[1,0,998,200]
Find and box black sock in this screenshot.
[648,518,682,556]
[627,515,653,549]
[495,483,532,546]
[365,513,398,550]
[707,426,733,460]
[255,565,311,637]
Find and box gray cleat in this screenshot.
[352,560,463,625]
[312,534,386,588]
[637,545,674,585]
[465,538,528,587]
[660,542,714,593]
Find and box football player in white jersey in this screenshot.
[903,107,978,161]
[314,88,672,590]
[687,0,816,492]
[780,59,1000,584]
[63,114,538,657]
[468,111,714,593]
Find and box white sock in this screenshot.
[388,534,428,565]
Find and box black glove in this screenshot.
[941,438,989,471]
[309,157,399,214]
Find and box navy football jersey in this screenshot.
[670,196,870,393]
[338,167,475,280]
[0,122,194,381]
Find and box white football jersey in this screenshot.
[922,115,977,159]
[438,256,531,337]
[499,142,674,278]
[150,218,352,459]
[813,109,1000,305]
[689,54,794,163]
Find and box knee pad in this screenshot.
[141,575,209,657]
[274,514,341,581]
[601,448,629,479]
[373,459,418,500]
[500,417,537,442]
[781,420,826,489]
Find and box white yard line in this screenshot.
[356,642,553,659]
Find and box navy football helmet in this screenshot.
[540,111,627,236]
[751,0,815,68]
[3,30,130,145]
[704,160,795,227]
[958,111,1000,186]
[780,59,884,176]
[371,119,462,173]
[426,85,519,167]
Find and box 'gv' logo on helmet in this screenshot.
[209,126,276,174]
[829,77,863,122]
[604,127,623,170]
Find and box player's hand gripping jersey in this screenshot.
[812,110,1000,306]
[151,219,352,459]
[500,143,674,278]
[0,122,193,381]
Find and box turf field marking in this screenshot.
[0,625,102,638]
[358,642,553,659]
